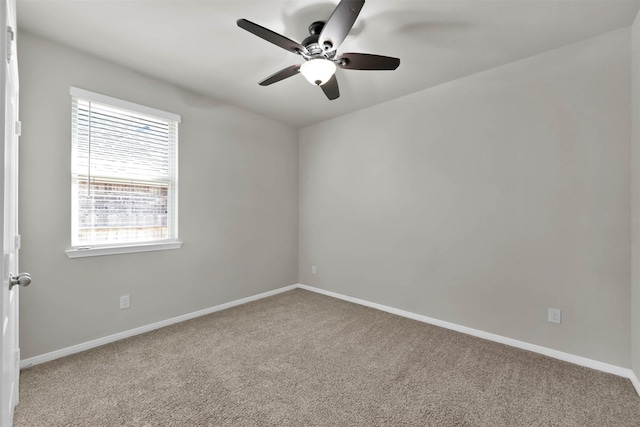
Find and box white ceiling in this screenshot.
[16,0,640,128]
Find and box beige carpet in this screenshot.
[14,289,640,426]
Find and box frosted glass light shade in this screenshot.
[300,59,337,86]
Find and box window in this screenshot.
[66,87,182,258]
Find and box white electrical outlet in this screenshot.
[548,308,561,324]
[312,266,316,274]
[120,295,130,310]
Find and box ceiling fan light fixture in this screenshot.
[300,59,336,86]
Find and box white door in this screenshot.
[1,0,26,425]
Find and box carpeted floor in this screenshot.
[14,289,640,426]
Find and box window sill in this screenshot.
[65,241,183,258]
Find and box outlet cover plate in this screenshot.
[548,308,561,324]
[120,295,130,310]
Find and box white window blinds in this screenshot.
[70,87,180,247]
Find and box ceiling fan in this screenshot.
[237,0,400,100]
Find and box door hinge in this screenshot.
[6,26,14,63]
[15,120,21,137]
[15,234,20,250]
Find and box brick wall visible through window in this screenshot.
[77,180,169,244]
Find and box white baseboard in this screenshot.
[628,370,640,397]
[20,284,298,369]
[20,282,640,398]
[298,284,640,394]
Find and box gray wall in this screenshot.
[18,32,299,359]
[632,10,640,379]
[299,28,631,367]
[18,24,636,369]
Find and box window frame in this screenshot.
[66,87,182,258]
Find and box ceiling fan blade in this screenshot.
[259,64,301,86]
[337,53,400,70]
[237,19,308,55]
[318,0,365,53]
[321,74,340,100]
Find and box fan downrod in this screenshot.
[308,21,325,35]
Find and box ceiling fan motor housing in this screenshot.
[302,21,334,58]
